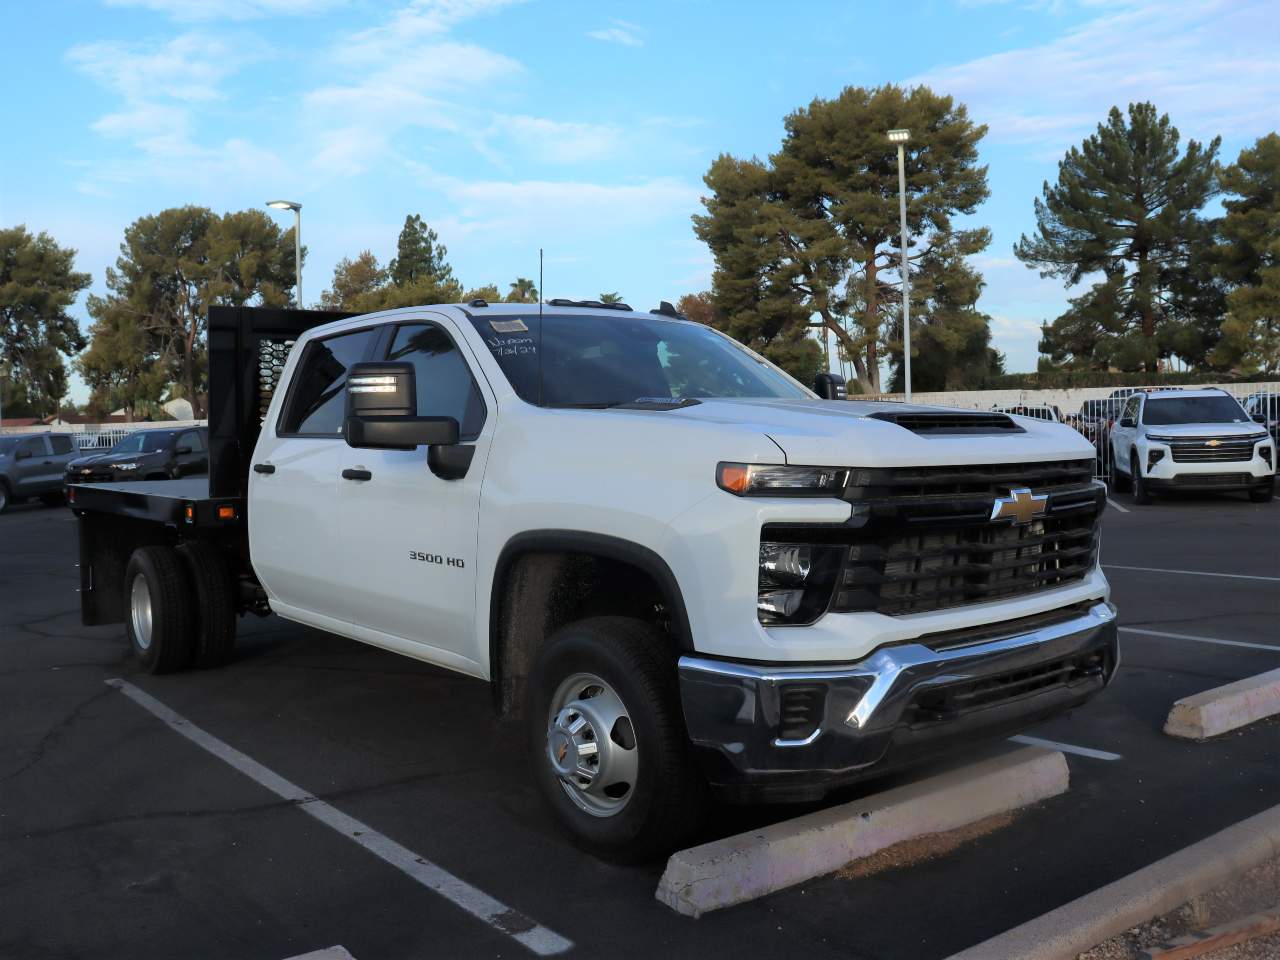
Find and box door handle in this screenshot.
[253,463,275,474]
[341,468,372,481]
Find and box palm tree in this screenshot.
[507,278,538,303]
[599,292,623,304]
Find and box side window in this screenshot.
[17,437,46,457]
[386,324,487,440]
[50,435,73,455]
[1124,397,1140,423]
[280,328,379,436]
[178,430,203,452]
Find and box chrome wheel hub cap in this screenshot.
[546,672,638,817]
[130,572,153,650]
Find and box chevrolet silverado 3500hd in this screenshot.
[71,302,1117,861]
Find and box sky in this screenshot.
[3,0,1278,404]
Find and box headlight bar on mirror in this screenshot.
[717,462,847,497]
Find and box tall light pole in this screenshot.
[266,200,303,307]
[887,128,911,402]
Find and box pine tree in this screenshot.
[388,214,454,288]
[1016,103,1221,371]
[1209,133,1280,374]
[694,85,991,393]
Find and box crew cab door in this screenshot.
[173,428,208,477]
[249,325,381,624]
[1112,395,1140,469]
[339,316,494,672]
[12,436,53,493]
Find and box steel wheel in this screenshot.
[129,571,154,650]
[546,672,639,817]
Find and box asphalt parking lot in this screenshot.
[2,488,1278,960]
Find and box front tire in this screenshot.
[124,546,195,673]
[1131,453,1153,505]
[1249,483,1275,503]
[1109,448,1131,494]
[0,481,10,514]
[527,617,707,863]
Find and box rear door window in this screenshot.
[50,435,74,455]
[280,328,379,436]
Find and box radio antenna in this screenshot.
[537,248,545,407]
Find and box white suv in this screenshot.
[1109,388,1276,504]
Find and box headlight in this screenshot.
[111,462,139,471]
[1145,435,1176,444]
[757,540,843,625]
[718,462,846,497]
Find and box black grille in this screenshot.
[904,647,1109,724]
[766,459,1103,619]
[1166,436,1259,463]
[918,601,1097,652]
[868,411,1023,435]
[1172,473,1256,487]
[843,459,1094,502]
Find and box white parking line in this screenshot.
[1007,734,1122,761]
[1119,626,1280,653]
[1104,563,1280,582]
[105,679,572,957]
[1106,498,1130,514]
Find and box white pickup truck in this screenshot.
[71,301,1118,861]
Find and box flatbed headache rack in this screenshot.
[71,306,353,625]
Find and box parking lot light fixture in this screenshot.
[266,200,302,307]
[888,129,912,401]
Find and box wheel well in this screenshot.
[489,535,691,718]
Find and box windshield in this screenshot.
[1142,396,1250,426]
[469,313,808,406]
[110,431,173,454]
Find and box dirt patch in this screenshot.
[835,810,1016,881]
[1078,855,1280,959]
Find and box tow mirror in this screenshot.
[813,372,847,400]
[344,361,459,450]
[1252,413,1267,425]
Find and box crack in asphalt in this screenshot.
[0,686,116,786]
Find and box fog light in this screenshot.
[1147,448,1165,471]
[757,589,804,619]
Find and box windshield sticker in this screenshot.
[490,319,529,334]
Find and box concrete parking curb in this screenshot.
[655,746,1068,918]
[1164,668,1280,740]
[944,803,1280,960]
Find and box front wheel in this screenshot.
[1249,483,1275,503]
[0,481,9,514]
[527,617,707,863]
[1131,454,1153,505]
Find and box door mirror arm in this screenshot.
[428,444,475,481]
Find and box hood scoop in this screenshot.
[868,410,1025,435]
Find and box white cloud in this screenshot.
[588,19,644,47]
[67,33,263,102]
[103,0,341,19]
[339,0,525,65]
[486,115,622,165]
[404,161,699,239]
[917,0,1280,151]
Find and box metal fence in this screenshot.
[871,383,1280,485]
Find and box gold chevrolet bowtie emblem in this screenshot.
[1206,439,1222,447]
[990,487,1049,525]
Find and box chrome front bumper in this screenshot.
[678,601,1118,802]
